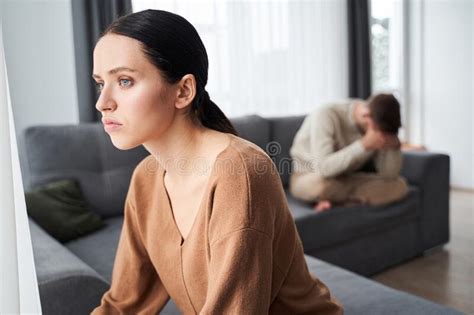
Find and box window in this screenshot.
[370,0,407,138]
[0,28,42,313]
[132,0,349,118]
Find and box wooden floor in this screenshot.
[372,189,474,314]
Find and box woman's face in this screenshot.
[93,34,177,150]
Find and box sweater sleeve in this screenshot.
[91,198,169,314]
[310,109,372,178]
[374,148,403,178]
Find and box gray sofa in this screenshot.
[24,115,456,314]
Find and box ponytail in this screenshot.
[193,90,238,136]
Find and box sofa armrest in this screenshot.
[400,152,450,250]
[29,218,109,315]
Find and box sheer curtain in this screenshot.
[0,18,41,314]
[72,0,132,122]
[132,0,348,117]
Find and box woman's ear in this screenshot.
[175,74,196,110]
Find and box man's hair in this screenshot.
[366,93,401,134]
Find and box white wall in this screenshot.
[408,0,474,189]
[1,0,79,188]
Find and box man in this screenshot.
[289,93,408,212]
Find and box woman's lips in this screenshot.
[102,118,123,133]
[104,123,122,132]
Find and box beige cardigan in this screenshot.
[91,133,343,314]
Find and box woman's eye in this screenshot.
[96,83,104,93]
[119,79,132,87]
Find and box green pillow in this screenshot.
[25,179,105,242]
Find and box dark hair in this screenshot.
[102,9,238,135]
[366,93,401,134]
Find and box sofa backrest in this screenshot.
[267,116,305,187]
[229,115,271,151]
[24,123,149,218]
[24,114,304,218]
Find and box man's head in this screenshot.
[356,93,401,134]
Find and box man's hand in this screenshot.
[362,121,400,151]
[362,127,385,150]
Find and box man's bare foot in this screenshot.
[314,200,332,212]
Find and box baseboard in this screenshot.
[450,186,474,193]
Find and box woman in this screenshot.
[91,9,343,314]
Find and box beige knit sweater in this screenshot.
[290,100,402,179]
[91,133,343,314]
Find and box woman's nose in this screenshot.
[95,90,117,113]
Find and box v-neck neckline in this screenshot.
[161,133,234,246]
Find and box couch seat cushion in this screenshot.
[307,257,462,315]
[286,185,421,252]
[65,216,124,282]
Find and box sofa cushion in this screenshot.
[266,115,305,187]
[286,185,421,252]
[29,218,109,315]
[65,216,124,282]
[229,115,271,151]
[25,179,105,242]
[308,257,462,315]
[25,124,149,218]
